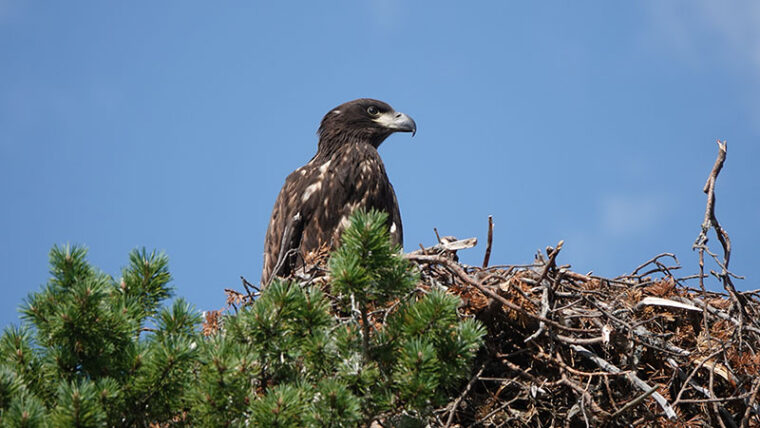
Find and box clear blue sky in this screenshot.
[2,2,759,328]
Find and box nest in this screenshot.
[405,243,760,427]
[222,239,759,427]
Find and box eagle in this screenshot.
[261,98,416,285]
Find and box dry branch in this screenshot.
[482,215,494,268]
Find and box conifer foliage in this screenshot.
[0,210,484,427]
[2,244,202,427]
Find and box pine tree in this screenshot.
[1,245,201,427]
[0,210,485,427]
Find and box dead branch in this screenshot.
[570,344,677,419]
[692,140,746,323]
[482,215,494,268]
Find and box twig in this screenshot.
[677,394,753,404]
[554,334,605,345]
[560,373,610,418]
[482,215,494,268]
[525,241,563,343]
[692,140,746,329]
[534,351,630,377]
[473,396,521,426]
[570,344,677,419]
[444,362,486,427]
[240,275,259,299]
[609,385,659,420]
[740,378,760,428]
[408,237,478,256]
[671,350,723,407]
[630,253,679,277]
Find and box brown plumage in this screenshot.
[261,98,416,285]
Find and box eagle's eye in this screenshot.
[366,105,379,116]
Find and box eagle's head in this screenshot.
[317,98,416,151]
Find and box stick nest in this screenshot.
[412,248,760,427]
[225,245,759,427]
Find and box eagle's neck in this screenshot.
[316,131,389,160]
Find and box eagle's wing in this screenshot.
[387,181,403,246]
[261,165,315,285]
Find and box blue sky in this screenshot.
[2,2,759,329]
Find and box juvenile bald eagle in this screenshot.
[261,98,416,285]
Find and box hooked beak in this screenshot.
[375,111,417,136]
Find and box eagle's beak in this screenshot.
[376,111,417,136]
